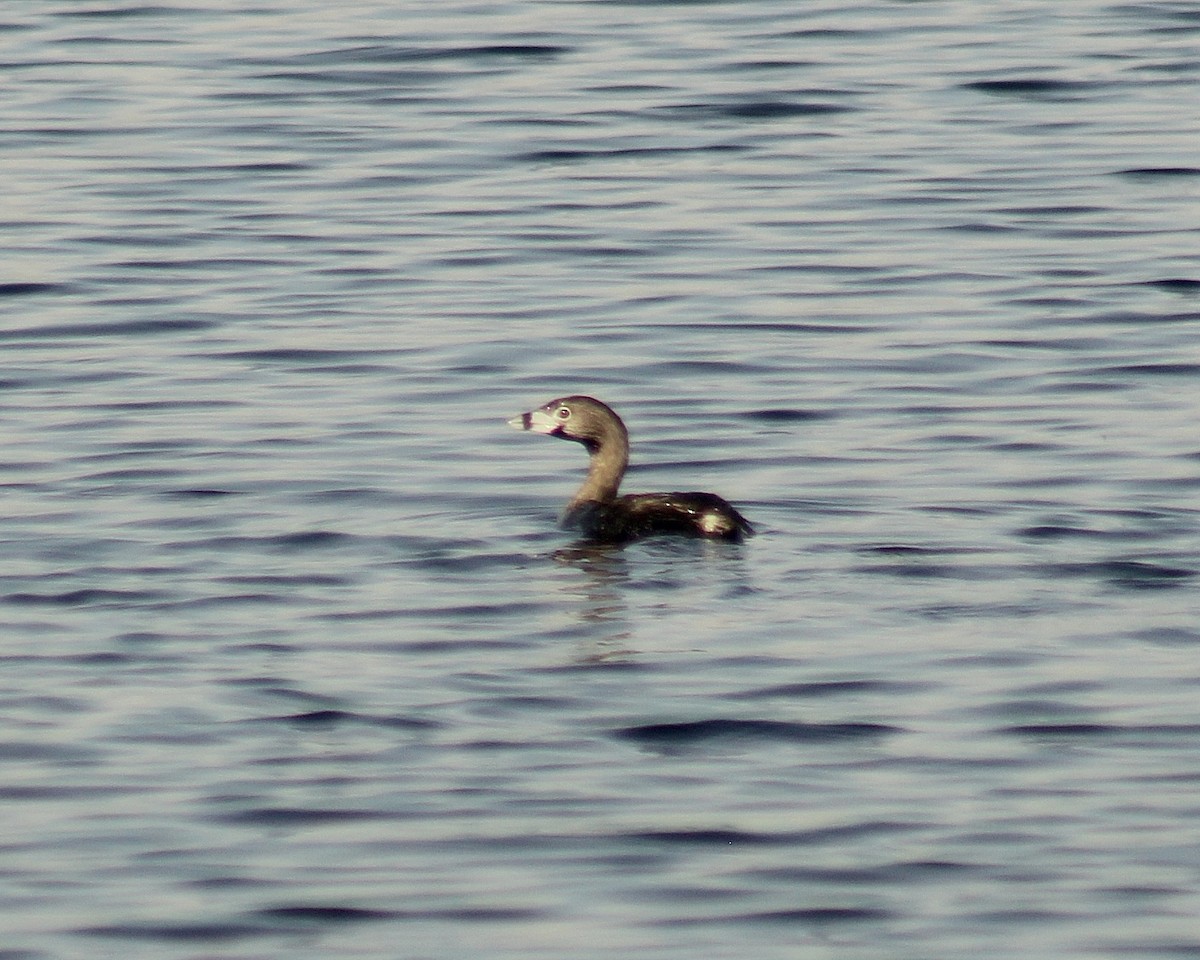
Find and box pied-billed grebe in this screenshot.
[508,395,754,543]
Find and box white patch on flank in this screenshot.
[699,511,725,535]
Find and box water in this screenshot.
[3,1,1200,957]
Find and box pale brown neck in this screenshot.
[567,419,628,507]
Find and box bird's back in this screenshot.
[564,492,754,543]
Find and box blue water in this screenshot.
[3,2,1200,958]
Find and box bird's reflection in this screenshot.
[549,541,636,662]
[545,536,754,664]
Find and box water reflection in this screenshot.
[548,537,757,663]
[550,542,634,661]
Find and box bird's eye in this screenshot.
[556,407,571,420]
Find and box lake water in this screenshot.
[3,2,1200,958]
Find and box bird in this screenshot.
[508,395,754,543]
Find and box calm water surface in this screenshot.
[3,2,1200,958]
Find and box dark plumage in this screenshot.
[508,395,754,543]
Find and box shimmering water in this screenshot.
[3,2,1200,958]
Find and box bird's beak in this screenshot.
[507,409,559,434]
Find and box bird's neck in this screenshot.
[568,425,628,508]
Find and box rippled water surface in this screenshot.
[3,2,1200,958]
